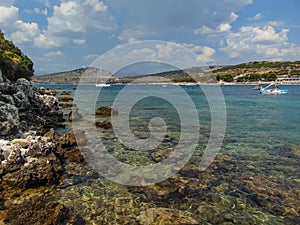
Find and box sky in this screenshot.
[0,0,300,75]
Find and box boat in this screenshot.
[95,83,111,87]
[260,82,288,94]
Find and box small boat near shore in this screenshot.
[260,82,288,94]
[95,83,111,87]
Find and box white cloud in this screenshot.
[46,0,114,35]
[195,23,232,35]
[34,7,48,16]
[251,26,288,44]
[0,5,18,26]
[119,26,156,42]
[73,39,86,44]
[247,13,263,21]
[34,33,66,48]
[221,25,300,60]
[181,43,216,63]
[10,20,41,45]
[267,21,283,27]
[194,12,237,36]
[45,50,64,57]
[229,12,239,23]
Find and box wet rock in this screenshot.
[59,102,74,108]
[2,151,62,188]
[58,96,73,102]
[95,121,112,129]
[58,130,87,148]
[95,105,118,116]
[3,195,85,225]
[61,91,71,95]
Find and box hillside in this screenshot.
[31,67,115,84]
[213,61,300,82]
[0,30,34,82]
[32,61,300,84]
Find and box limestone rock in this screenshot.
[0,101,19,136]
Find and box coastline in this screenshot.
[1,83,300,224]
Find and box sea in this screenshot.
[34,84,300,224]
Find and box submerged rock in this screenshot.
[137,207,198,225]
[95,105,118,116]
[3,195,85,225]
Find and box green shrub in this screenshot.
[0,30,34,82]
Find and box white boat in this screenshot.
[95,83,111,87]
[260,82,288,94]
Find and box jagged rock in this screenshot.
[58,130,87,148]
[0,101,19,136]
[95,105,118,116]
[39,94,59,111]
[15,78,35,100]
[26,138,56,157]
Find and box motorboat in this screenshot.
[260,82,288,94]
[95,83,111,87]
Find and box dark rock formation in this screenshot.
[0,78,64,139]
[95,105,118,116]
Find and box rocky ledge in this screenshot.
[0,77,99,224]
[0,78,64,139]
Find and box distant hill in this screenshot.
[32,61,300,84]
[32,67,115,84]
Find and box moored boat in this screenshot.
[95,83,111,87]
[260,82,288,94]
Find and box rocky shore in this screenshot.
[0,70,99,223]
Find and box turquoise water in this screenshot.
[36,84,300,224]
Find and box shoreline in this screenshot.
[32,81,300,86]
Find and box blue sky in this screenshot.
[0,0,300,75]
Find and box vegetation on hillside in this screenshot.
[0,30,34,82]
[213,61,300,82]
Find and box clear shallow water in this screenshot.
[35,84,300,224]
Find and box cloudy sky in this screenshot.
[0,0,300,75]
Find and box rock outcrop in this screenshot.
[0,78,64,139]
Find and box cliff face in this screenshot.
[0,30,34,83]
